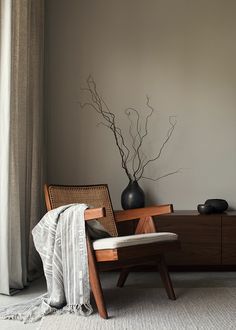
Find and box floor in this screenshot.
[0,277,46,330]
[0,272,236,329]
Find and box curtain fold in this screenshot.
[0,0,44,295]
[0,0,12,295]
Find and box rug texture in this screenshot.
[38,286,236,330]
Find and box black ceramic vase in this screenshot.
[121,180,145,210]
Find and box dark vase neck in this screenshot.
[129,179,138,184]
[129,180,138,186]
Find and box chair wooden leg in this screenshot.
[117,268,130,288]
[87,238,108,319]
[157,255,176,300]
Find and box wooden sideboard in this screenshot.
[117,210,236,267]
[157,211,236,267]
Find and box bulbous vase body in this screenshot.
[121,180,145,210]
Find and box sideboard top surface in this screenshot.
[162,210,236,216]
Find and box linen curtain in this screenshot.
[0,0,44,295]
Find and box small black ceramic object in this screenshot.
[197,204,214,215]
[205,199,228,213]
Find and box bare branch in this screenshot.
[125,110,137,167]
[141,168,182,181]
[80,101,101,114]
[81,76,132,180]
[80,76,179,183]
[124,108,142,177]
[136,115,177,180]
[133,96,154,177]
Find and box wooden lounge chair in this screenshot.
[44,184,180,319]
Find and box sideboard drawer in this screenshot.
[156,214,221,265]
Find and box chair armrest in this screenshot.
[85,207,106,221]
[114,204,173,222]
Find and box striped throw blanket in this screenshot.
[0,203,93,323]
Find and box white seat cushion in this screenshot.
[93,232,178,250]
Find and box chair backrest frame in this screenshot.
[44,184,118,237]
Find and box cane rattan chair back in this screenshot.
[45,184,118,237]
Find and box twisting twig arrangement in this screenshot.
[80,75,181,182]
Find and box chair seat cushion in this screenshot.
[93,232,178,250]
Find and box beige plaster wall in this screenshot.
[45,0,236,209]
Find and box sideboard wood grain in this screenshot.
[222,216,236,265]
[156,214,221,265]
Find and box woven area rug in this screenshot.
[38,286,236,330]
